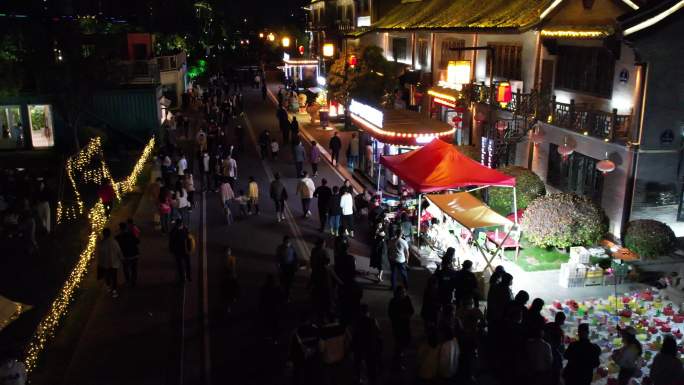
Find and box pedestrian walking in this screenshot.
[224,247,240,313]
[329,131,342,166]
[293,140,306,178]
[388,229,410,290]
[270,139,279,160]
[276,235,298,301]
[222,154,238,186]
[352,304,382,385]
[290,116,300,142]
[97,181,116,216]
[270,172,288,222]
[177,153,188,177]
[340,187,355,237]
[347,132,360,169]
[97,228,123,298]
[174,181,191,225]
[328,186,342,236]
[370,223,387,282]
[309,140,321,176]
[258,129,270,159]
[34,179,51,234]
[611,326,643,385]
[388,286,414,370]
[247,176,260,215]
[219,177,235,224]
[650,334,683,385]
[277,105,290,143]
[455,260,479,308]
[169,220,192,283]
[201,151,211,191]
[296,171,315,218]
[158,186,172,233]
[313,178,332,232]
[184,173,195,210]
[196,129,208,153]
[115,222,140,287]
[127,218,141,239]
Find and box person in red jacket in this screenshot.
[98,181,116,216]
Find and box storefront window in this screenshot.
[548,144,603,204]
[0,105,24,150]
[28,104,55,148]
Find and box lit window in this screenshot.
[0,105,24,150]
[28,105,55,148]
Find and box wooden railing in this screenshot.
[465,82,633,142]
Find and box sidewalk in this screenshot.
[57,168,187,385]
[266,79,372,195]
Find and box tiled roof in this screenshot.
[373,0,556,31]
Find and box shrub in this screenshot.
[623,220,676,259]
[489,166,545,215]
[521,193,607,248]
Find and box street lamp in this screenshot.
[259,32,264,38]
[267,32,275,42]
[323,43,335,58]
[282,37,291,47]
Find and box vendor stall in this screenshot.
[348,99,455,190]
[280,53,319,87]
[423,192,517,272]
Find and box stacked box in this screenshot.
[570,246,591,264]
[559,263,588,288]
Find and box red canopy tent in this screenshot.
[379,138,516,192]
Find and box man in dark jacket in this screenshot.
[276,235,298,300]
[277,106,290,143]
[563,323,601,385]
[115,222,140,287]
[327,186,342,236]
[313,178,332,232]
[269,172,288,222]
[328,132,342,166]
[169,220,191,283]
[455,259,480,308]
[290,116,300,144]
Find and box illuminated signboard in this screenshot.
[350,99,383,128]
[357,16,371,27]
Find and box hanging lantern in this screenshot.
[348,54,358,68]
[596,152,616,174]
[496,82,512,107]
[322,43,334,57]
[298,45,305,55]
[495,120,507,133]
[452,116,463,124]
[557,137,575,160]
[474,111,486,122]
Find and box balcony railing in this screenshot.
[118,59,160,84]
[335,19,355,32]
[465,82,633,143]
[157,52,186,72]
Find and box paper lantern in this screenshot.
[452,116,462,124]
[267,33,275,42]
[298,45,305,55]
[281,37,291,47]
[259,32,264,38]
[446,60,471,87]
[596,153,616,174]
[348,55,357,68]
[322,43,334,58]
[496,82,512,107]
[557,137,575,159]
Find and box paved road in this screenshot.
[203,86,427,385]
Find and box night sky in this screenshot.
[224,0,309,27]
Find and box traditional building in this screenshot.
[344,0,684,238]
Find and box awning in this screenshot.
[380,138,516,192]
[427,192,513,229]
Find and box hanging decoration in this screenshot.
[596,152,616,174]
[530,125,545,145]
[496,82,512,108]
[557,136,576,160]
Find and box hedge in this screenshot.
[623,219,676,259]
[521,193,607,248]
[489,166,545,215]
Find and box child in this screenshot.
[236,190,250,218]
[271,139,279,160]
[225,247,240,313]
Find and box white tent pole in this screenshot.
[465,185,491,193]
[512,187,518,225]
[376,164,382,193]
[416,193,423,249]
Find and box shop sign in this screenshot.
[350,99,383,128]
[283,52,290,61]
[357,16,371,27]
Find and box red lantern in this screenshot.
[452,116,463,124]
[348,55,357,68]
[298,45,305,55]
[596,152,616,174]
[557,138,575,160]
[496,82,512,107]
